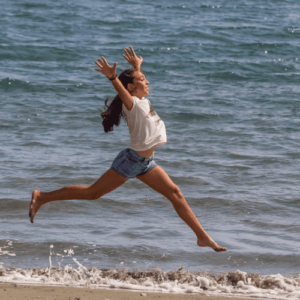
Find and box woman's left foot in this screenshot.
[197,236,227,252]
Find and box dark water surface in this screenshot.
[1,1,300,295]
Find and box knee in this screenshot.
[88,194,99,201]
[170,185,184,202]
[85,187,101,200]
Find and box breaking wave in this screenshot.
[1,260,300,299]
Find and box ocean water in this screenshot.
[1,0,300,298]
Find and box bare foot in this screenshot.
[29,190,42,223]
[197,236,227,252]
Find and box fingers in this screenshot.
[95,57,113,69]
[95,61,102,68]
[124,47,132,59]
[124,46,137,57]
[97,57,103,63]
[130,46,136,57]
[96,56,110,66]
[122,54,130,62]
[101,56,109,65]
[123,46,142,66]
[94,61,104,73]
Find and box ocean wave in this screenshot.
[0,262,299,299]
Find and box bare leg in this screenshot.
[137,166,226,252]
[29,168,127,223]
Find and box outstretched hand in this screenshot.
[95,56,117,79]
[123,46,143,71]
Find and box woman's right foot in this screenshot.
[29,190,42,223]
[197,236,227,252]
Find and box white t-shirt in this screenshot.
[122,96,167,151]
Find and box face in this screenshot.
[129,71,149,98]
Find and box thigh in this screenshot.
[89,168,128,198]
[136,166,178,198]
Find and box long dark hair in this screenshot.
[101,69,134,133]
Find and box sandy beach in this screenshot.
[0,283,256,300]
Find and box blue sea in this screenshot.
[1,0,300,298]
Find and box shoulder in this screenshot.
[123,96,140,114]
[132,96,140,104]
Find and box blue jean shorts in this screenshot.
[111,148,157,179]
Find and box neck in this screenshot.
[131,93,143,99]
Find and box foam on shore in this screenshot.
[0,261,299,299]
[0,245,299,299]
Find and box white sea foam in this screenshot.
[1,246,300,299]
[0,262,299,299]
[0,241,16,257]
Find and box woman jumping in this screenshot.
[29,47,226,252]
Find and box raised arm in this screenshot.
[95,56,134,110]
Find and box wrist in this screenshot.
[133,65,140,71]
[107,73,117,81]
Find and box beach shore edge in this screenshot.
[0,283,259,300]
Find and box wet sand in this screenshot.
[0,283,256,300]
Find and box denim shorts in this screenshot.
[111,148,157,179]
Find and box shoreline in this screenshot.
[0,283,257,300]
